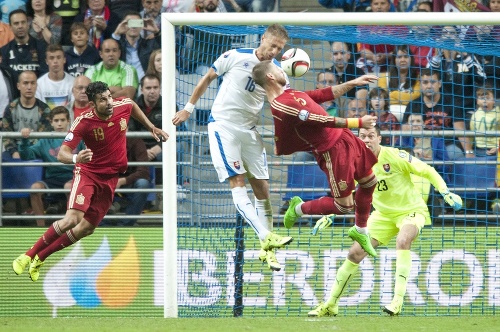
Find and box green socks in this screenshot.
[326,259,359,307]
[394,250,412,299]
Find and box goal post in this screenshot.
[162,12,500,318]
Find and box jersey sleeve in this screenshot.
[212,49,235,76]
[63,121,84,150]
[395,148,449,193]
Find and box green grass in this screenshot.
[1,316,499,332]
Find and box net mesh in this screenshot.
[173,22,500,317]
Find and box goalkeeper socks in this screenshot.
[232,187,270,240]
[255,198,274,232]
[301,197,353,215]
[394,250,412,298]
[354,175,376,228]
[37,229,79,261]
[326,259,359,307]
[26,222,63,258]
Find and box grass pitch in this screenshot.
[1,316,498,332]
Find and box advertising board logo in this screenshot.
[43,236,140,316]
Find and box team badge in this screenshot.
[383,164,390,172]
[64,132,74,142]
[120,118,127,131]
[298,110,309,121]
[234,161,241,170]
[338,180,347,191]
[75,193,85,205]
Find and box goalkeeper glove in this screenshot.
[441,190,463,211]
[311,214,335,236]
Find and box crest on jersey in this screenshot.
[234,161,241,170]
[120,118,127,131]
[64,132,74,142]
[298,110,310,121]
[338,180,347,191]
[75,193,85,205]
[383,164,390,172]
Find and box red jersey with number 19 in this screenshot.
[270,87,344,156]
[63,97,133,175]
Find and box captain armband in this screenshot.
[346,118,362,129]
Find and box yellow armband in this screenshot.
[346,118,362,128]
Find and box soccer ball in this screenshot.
[280,48,311,77]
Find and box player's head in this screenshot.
[252,60,287,89]
[49,106,71,132]
[257,24,288,61]
[359,126,382,155]
[86,81,113,118]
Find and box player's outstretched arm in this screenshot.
[172,69,218,126]
[130,101,169,142]
[440,190,463,211]
[58,145,93,164]
[330,74,378,99]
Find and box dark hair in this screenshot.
[26,0,54,17]
[140,73,161,87]
[9,9,27,25]
[476,87,494,98]
[388,45,416,92]
[420,68,441,81]
[46,44,64,57]
[70,22,88,35]
[86,81,110,103]
[368,87,390,111]
[50,106,70,121]
[122,11,142,19]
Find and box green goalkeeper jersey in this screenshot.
[372,146,448,219]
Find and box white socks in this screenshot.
[231,187,269,240]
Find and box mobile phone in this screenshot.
[128,19,144,28]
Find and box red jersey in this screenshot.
[271,88,347,156]
[63,97,133,175]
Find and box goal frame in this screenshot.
[160,12,500,318]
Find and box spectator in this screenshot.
[64,22,101,77]
[141,0,164,39]
[178,0,233,74]
[402,68,473,160]
[19,106,85,227]
[224,0,276,12]
[0,0,26,24]
[0,9,48,81]
[103,136,151,226]
[2,70,51,160]
[36,44,74,109]
[377,45,421,106]
[0,64,18,119]
[326,41,366,99]
[368,87,399,145]
[145,48,161,79]
[318,0,371,12]
[85,38,138,99]
[109,0,142,19]
[112,11,161,81]
[66,75,92,121]
[317,70,350,117]
[53,0,81,46]
[415,1,432,12]
[74,0,121,50]
[0,20,14,47]
[409,22,435,68]
[26,0,63,45]
[469,87,500,158]
[346,98,368,128]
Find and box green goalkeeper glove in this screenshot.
[311,214,336,236]
[441,191,462,211]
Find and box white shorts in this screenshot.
[208,121,269,182]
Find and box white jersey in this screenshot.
[211,48,282,129]
[36,72,75,109]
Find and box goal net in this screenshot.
[161,12,500,318]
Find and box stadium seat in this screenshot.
[449,157,497,200]
[1,159,44,214]
[283,164,329,202]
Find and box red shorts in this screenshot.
[315,130,377,198]
[67,167,119,226]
